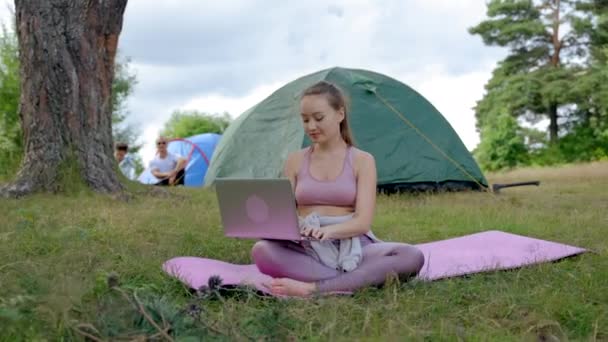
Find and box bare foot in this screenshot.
[270,278,316,297]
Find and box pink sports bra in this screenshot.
[294,146,357,207]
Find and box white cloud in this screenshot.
[401,63,497,150]
[137,64,495,165]
[122,0,507,166]
[138,81,286,165]
[181,82,284,117]
[2,0,509,168]
[0,2,13,26]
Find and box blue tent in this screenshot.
[168,133,222,186]
[138,133,222,186]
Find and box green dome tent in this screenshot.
[204,67,488,192]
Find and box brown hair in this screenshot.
[115,142,128,152]
[301,81,355,146]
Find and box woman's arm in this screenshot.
[312,151,377,240]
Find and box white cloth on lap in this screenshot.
[298,212,363,272]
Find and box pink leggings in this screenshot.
[251,236,425,293]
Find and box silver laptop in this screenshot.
[215,178,313,240]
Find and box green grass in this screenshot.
[1,162,606,340]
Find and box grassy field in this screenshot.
[1,162,606,340]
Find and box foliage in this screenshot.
[470,0,585,140]
[0,24,20,177]
[530,125,608,165]
[470,0,608,170]
[111,53,141,155]
[474,112,529,171]
[161,110,231,139]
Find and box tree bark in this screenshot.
[548,0,560,144]
[549,102,558,143]
[1,0,128,197]
[550,0,562,67]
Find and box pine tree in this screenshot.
[470,0,593,144]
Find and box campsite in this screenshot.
[1,0,607,340]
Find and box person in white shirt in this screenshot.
[150,136,187,186]
[115,142,137,180]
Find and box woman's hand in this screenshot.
[301,225,335,241]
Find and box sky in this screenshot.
[0,1,506,165]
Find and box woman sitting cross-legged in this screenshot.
[251,81,425,297]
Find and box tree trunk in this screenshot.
[1,0,128,197]
[550,0,562,67]
[548,0,560,144]
[549,103,559,143]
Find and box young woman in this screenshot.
[252,81,425,297]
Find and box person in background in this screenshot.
[150,136,187,186]
[115,142,137,180]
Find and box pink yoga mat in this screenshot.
[164,257,273,293]
[163,230,586,295]
[414,230,586,281]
